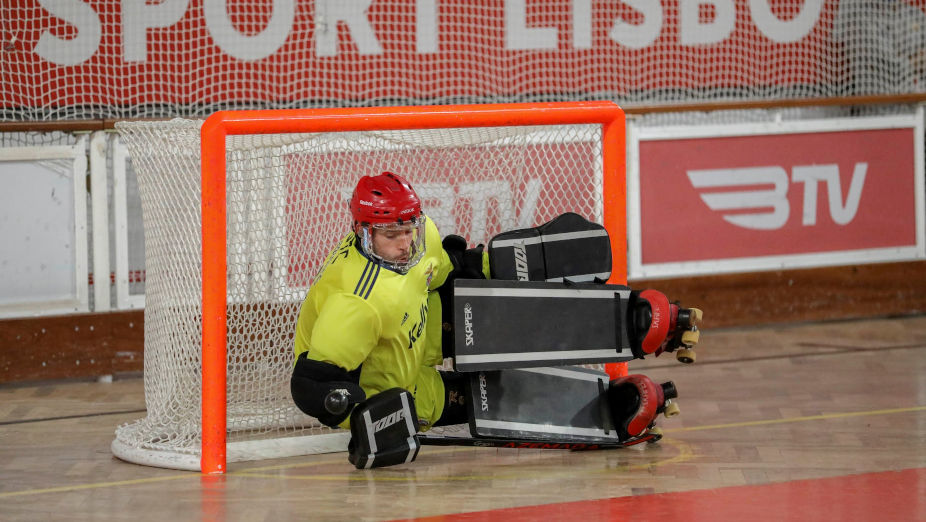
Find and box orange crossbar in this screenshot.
[199,102,627,474]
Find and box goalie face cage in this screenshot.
[112,102,626,473]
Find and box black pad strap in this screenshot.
[348,388,420,469]
[434,371,470,427]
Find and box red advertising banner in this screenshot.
[2,1,840,110]
[631,117,925,277]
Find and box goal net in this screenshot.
[4,1,923,122]
[111,102,626,472]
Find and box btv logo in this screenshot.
[687,163,867,230]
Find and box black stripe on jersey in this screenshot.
[354,260,372,296]
[354,260,380,299]
[362,264,381,300]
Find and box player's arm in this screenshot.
[290,293,382,427]
[306,293,382,369]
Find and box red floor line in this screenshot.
[398,467,926,521]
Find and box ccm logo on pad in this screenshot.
[688,163,867,230]
[373,409,406,433]
[512,243,529,281]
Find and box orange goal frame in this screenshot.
[199,101,627,474]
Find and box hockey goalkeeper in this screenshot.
[290,171,700,469]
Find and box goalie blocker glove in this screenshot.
[442,234,488,281]
[348,388,421,469]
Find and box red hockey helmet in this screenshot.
[350,172,426,273]
[350,172,422,226]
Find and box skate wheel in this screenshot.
[663,401,680,418]
[681,329,700,346]
[676,347,696,364]
[647,426,663,438]
[689,308,703,326]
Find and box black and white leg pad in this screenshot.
[348,388,420,469]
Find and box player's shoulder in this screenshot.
[316,234,370,284]
[338,238,402,300]
[350,255,390,300]
[422,214,445,253]
[314,258,392,320]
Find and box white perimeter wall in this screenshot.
[1,104,923,319]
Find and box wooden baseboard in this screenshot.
[630,260,926,329]
[1,310,144,383]
[2,260,925,383]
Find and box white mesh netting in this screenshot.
[111,117,609,469]
[3,1,925,122]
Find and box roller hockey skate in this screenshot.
[630,289,702,364]
[608,374,680,442]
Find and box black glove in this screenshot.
[442,234,486,280]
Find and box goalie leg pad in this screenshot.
[348,388,421,469]
[608,374,671,441]
[466,366,619,442]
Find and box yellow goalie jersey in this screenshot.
[293,216,453,428]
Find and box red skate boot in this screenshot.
[629,289,702,364]
[609,374,680,442]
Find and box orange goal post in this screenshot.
[112,101,628,474]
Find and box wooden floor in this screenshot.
[1,315,925,521]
